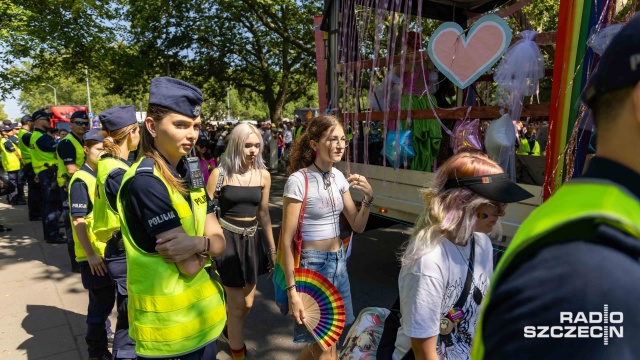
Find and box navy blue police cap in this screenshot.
[83,128,104,142]
[98,105,137,132]
[1,126,12,132]
[12,123,20,129]
[70,110,88,120]
[583,14,640,107]
[32,110,52,121]
[3,120,11,126]
[20,115,32,124]
[148,77,203,118]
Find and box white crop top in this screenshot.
[283,168,350,241]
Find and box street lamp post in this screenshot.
[226,87,231,121]
[41,84,57,105]
[85,68,92,115]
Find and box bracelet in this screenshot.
[285,284,297,292]
[268,247,277,255]
[203,236,210,253]
[361,197,374,207]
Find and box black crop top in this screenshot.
[219,185,261,218]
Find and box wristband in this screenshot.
[285,284,297,292]
[361,197,374,207]
[268,247,277,255]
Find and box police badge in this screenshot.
[193,105,201,117]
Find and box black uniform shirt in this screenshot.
[483,156,640,359]
[57,132,83,165]
[69,165,96,217]
[3,138,16,152]
[9,135,19,146]
[121,156,215,253]
[21,131,32,147]
[34,128,57,152]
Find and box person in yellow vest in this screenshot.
[68,129,115,360]
[293,116,305,140]
[473,18,640,359]
[30,110,65,244]
[1,125,22,205]
[383,152,531,360]
[93,105,140,360]
[58,110,90,273]
[19,115,42,220]
[117,77,226,359]
[516,121,541,156]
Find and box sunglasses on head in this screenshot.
[73,121,90,126]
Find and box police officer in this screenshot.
[117,77,226,359]
[93,105,140,360]
[69,129,115,360]
[473,16,640,359]
[0,125,22,205]
[18,115,42,220]
[30,110,65,243]
[57,110,90,273]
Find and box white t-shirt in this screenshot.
[284,129,293,144]
[393,233,493,360]
[283,168,349,240]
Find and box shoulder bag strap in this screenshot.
[454,235,476,309]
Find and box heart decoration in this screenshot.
[428,14,512,89]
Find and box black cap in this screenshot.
[32,110,52,121]
[98,105,137,131]
[11,123,20,129]
[83,128,104,142]
[70,110,88,120]
[2,120,11,126]
[1,126,11,132]
[444,173,534,203]
[149,77,203,118]
[20,115,32,124]
[582,14,640,107]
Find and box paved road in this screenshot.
[0,171,412,359]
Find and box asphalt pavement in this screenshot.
[0,171,412,359]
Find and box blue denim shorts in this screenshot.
[293,247,354,344]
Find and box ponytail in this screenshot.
[100,124,137,158]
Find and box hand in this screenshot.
[347,173,373,200]
[288,291,306,325]
[87,254,107,276]
[155,234,202,263]
[267,252,277,273]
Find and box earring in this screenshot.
[315,150,318,157]
[151,132,156,138]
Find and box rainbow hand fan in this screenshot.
[295,267,346,351]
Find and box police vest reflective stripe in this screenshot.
[18,129,31,164]
[92,157,129,243]
[117,157,226,357]
[68,169,105,262]
[294,126,304,139]
[0,138,21,172]
[56,134,85,187]
[516,137,541,156]
[472,180,640,359]
[30,130,57,175]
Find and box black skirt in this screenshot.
[214,217,269,287]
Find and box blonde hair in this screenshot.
[401,152,504,265]
[100,124,137,158]
[140,104,188,195]
[220,123,265,176]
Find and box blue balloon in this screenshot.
[381,130,415,168]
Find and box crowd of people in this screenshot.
[3,18,640,360]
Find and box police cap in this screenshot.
[70,110,88,120]
[20,115,32,124]
[98,105,137,132]
[83,128,104,142]
[149,77,203,118]
[32,110,52,121]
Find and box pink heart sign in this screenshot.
[427,14,512,89]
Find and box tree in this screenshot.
[0,104,8,122]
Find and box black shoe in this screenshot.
[0,225,12,232]
[45,237,66,244]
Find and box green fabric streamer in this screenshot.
[401,93,442,172]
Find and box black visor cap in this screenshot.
[444,173,534,203]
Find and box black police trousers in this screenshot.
[38,169,62,241]
[6,170,21,204]
[80,261,116,358]
[60,186,77,270]
[23,163,42,219]
[105,244,136,360]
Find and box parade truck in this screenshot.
[40,105,89,131]
[314,0,604,247]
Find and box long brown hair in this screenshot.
[140,104,188,195]
[287,115,342,174]
[101,124,137,158]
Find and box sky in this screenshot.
[4,90,23,119]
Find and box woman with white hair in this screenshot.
[206,123,277,359]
